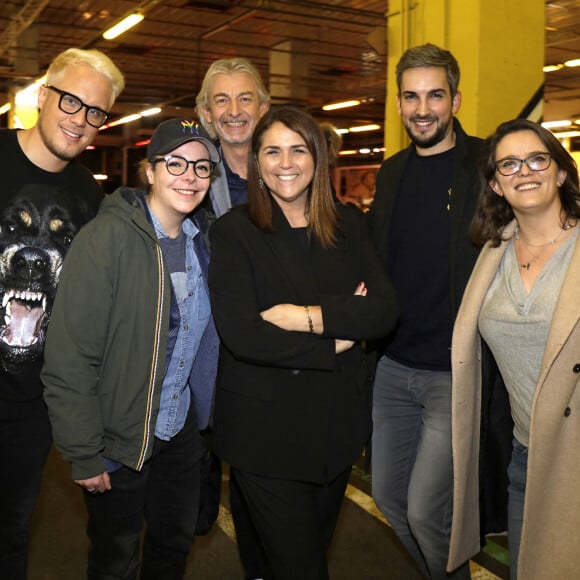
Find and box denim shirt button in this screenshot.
[564,407,572,417]
[290,369,301,376]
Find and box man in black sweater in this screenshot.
[368,43,482,580]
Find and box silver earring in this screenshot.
[259,177,265,190]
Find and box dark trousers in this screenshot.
[230,469,272,580]
[233,466,351,580]
[0,400,52,580]
[84,406,202,580]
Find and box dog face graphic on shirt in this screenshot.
[0,184,91,373]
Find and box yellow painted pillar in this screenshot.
[384,0,545,155]
[9,25,41,128]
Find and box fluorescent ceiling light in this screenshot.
[103,13,144,40]
[0,103,10,115]
[335,128,349,134]
[93,174,108,181]
[349,124,381,133]
[564,58,580,68]
[322,100,361,111]
[553,130,580,139]
[338,149,358,156]
[541,120,572,129]
[140,107,161,117]
[99,107,163,131]
[101,113,142,129]
[543,64,564,73]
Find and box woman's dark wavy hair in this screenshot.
[248,105,339,248]
[471,118,580,247]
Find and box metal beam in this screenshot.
[0,0,50,58]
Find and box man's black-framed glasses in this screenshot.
[495,153,552,176]
[45,85,109,128]
[153,155,215,179]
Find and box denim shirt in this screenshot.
[149,210,211,441]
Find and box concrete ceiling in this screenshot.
[1,0,579,155]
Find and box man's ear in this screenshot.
[452,90,461,115]
[202,107,213,125]
[37,84,47,111]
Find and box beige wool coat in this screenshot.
[448,221,580,579]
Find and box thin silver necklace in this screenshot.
[515,224,571,270]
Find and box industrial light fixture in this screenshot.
[99,107,161,130]
[140,107,162,117]
[543,64,564,73]
[348,124,381,133]
[322,100,361,111]
[564,58,580,68]
[553,130,580,139]
[103,13,144,40]
[101,113,142,129]
[541,120,572,129]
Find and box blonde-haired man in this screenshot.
[0,47,124,580]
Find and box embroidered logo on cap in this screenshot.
[181,120,200,134]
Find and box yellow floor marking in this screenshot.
[216,504,237,541]
[345,484,503,580]
[215,477,504,579]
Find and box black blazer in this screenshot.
[208,203,398,483]
[367,117,483,322]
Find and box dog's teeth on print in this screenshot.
[42,296,47,312]
[2,293,9,308]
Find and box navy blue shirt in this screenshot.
[223,158,248,207]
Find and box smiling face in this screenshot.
[397,66,461,155]
[36,64,113,165]
[202,72,268,147]
[146,140,213,236]
[257,121,315,218]
[490,130,567,219]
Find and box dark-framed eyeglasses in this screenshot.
[45,85,109,128]
[495,152,552,176]
[152,155,215,179]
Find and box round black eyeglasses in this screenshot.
[153,155,215,179]
[45,85,109,128]
[495,153,552,176]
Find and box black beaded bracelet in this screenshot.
[304,305,314,333]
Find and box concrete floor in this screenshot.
[27,447,507,579]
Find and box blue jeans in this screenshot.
[507,439,527,580]
[371,355,470,580]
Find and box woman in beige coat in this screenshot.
[447,119,580,580]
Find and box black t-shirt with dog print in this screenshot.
[0,129,103,410]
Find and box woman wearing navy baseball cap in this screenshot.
[42,118,220,579]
